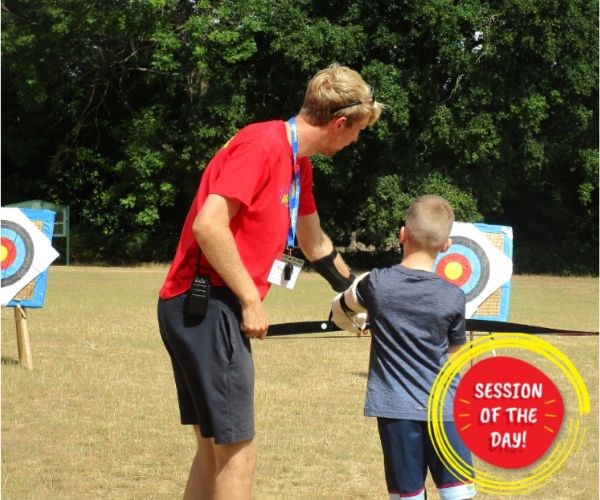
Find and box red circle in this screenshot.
[436,253,472,287]
[454,356,564,469]
[1,237,16,270]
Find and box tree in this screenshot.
[2,0,597,272]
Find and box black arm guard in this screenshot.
[310,248,355,292]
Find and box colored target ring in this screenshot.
[436,253,472,287]
[436,236,490,302]
[0,220,34,287]
[1,237,16,270]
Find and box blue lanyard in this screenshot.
[287,117,300,248]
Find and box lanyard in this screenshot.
[287,117,300,248]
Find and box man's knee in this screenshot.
[215,439,257,474]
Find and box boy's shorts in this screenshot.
[157,288,255,445]
[377,418,476,500]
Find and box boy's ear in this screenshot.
[441,237,452,253]
[399,226,407,244]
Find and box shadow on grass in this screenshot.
[1,357,20,366]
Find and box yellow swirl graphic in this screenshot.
[427,333,590,494]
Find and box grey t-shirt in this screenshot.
[357,264,466,420]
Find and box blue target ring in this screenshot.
[1,220,34,287]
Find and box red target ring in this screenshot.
[1,237,17,270]
[436,253,472,287]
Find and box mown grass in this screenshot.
[1,267,598,499]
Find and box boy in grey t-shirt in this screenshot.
[332,195,476,500]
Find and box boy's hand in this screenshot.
[329,271,371,334]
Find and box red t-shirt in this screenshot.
[159,120,317,300]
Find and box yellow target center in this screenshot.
[0,245,8,263]
[444,261,463,281]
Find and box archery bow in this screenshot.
[267,319,598,337]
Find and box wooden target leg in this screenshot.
[14,305,33,370]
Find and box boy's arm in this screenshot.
[447,344,461,359]
[447,292,467,357]
[330,272,370,334]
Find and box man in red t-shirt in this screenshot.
[157,63,383,499]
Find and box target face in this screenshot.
[434,222,513,319]
[435,236,490,302]
[1,220,34,287]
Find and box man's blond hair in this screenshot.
[405,195,454,252]
[300,63,383,126]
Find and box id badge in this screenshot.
[267,253,304,289]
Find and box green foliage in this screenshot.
[1,0,597,273]
[356,172,481,249]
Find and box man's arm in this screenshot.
[192,193,268,339]
[296,211,354,291]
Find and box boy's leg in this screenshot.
[377,418,428,500]
[426,420,476,500]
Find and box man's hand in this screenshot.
[240,297,268,340]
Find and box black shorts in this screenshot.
[157,288,255,444]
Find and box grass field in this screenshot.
[1,266,598,499]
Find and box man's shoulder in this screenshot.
[216,121,285,160]
[235,120,283,140]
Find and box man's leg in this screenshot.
[183,425,257,500]
[213,437,256,500]
[184,426,215,500]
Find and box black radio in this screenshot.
[187,275,211,317]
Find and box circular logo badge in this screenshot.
[453,356,564,469]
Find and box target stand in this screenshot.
[463,224,512,356]
[434,223,514,362]
[12,305,33,369]
[1,208,59,369]
[7,240,40,369]
[2,216,46,370]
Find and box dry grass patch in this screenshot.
[1,268,598,499]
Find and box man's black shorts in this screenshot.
[157,288,255,444]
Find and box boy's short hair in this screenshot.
[301,63,383,127]
[405,195,454,252]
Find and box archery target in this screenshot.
[0,207,59,307]
[434,222,512,319]
[435,236,490,301]
[1,220,35,287]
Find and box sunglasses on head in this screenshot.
[329,86,375,114]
